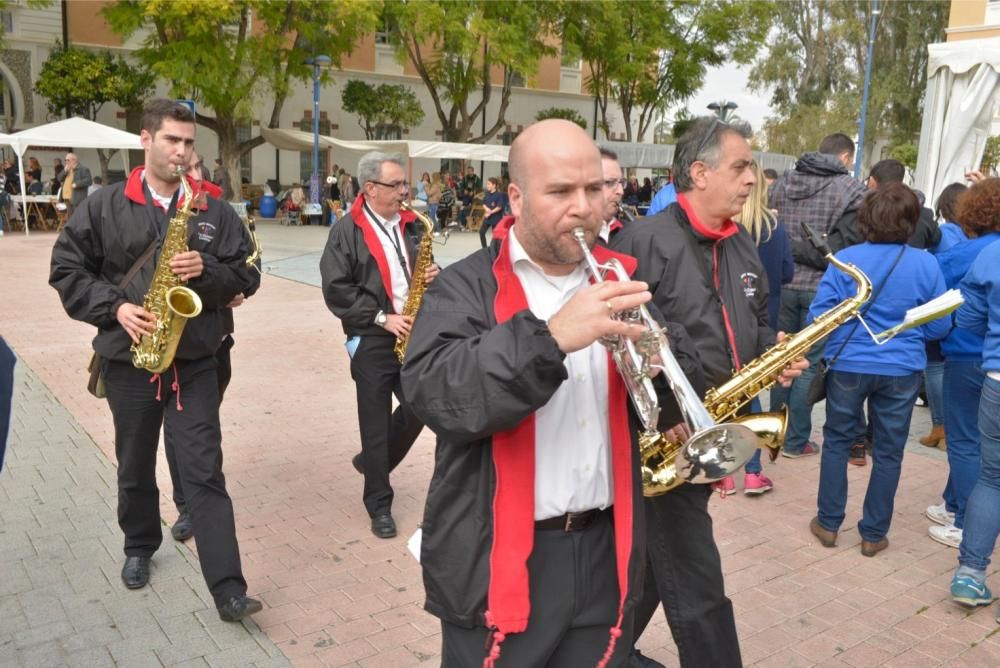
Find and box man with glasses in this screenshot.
[614,117,806,667]
[319,151,437,539]
[597,147,628,247]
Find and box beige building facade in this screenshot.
[0,2,627,186]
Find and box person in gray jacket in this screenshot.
[56,152,93,215]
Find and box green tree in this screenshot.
[103,0,379,200]
[341,79,425,140]
[750,0,949,162]
[34,43,155,180]
[563,0,773,143]
[383,0,562,143]
[888,142,918,171]
[535,107,587,130]
[981,135,1000,174]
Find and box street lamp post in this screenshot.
[707,101,738,122]
[305,54,331,222]
[854,0,880,179]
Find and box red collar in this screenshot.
[349,195,418,306]
[676,193,739,241]
[123,166,213,211]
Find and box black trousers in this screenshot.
[103,357,247,606]
[0,336,14,471]
[633,483,742,667]
[350,335,423,517]
[167,335,234,514]
[441,511,631,667]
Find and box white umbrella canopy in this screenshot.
[4,118,142,235]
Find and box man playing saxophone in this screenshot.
[613,117,807,667]
[49,99,261,622]
[319,151,438,539]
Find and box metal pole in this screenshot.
[311,60,320,208]
[854,0,879,179]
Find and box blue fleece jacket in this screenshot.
[957,241,1000,373]
[646,182,676,216]
[808,243,949,375]
[935,232,1000,360]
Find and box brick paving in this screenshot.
[1,222,998,667]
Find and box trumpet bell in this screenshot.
[674,424,759,485]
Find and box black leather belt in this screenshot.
[535,507,611,532]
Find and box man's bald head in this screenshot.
[508,119,599,189]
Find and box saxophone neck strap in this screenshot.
[363,200,411,284]
[120,239,159,291]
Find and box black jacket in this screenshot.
[613,200,776,388]
[400,240,704,628]
[49,170,253,363]
[319,199,423,338]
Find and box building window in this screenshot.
[299,118,331,181]
[374,123,401,140]
[0,11,12,35]
[988,0,1000,24]
[510,70,525,88]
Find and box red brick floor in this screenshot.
[3,230,996,666]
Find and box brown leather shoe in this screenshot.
[919,425,945,448]
[861,537,889,557]
[810,517,838,547]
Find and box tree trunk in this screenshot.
[95,148,118,184]
[215,122,241,202]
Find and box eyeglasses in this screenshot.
[603,178,626,188]
[370,179,409,191]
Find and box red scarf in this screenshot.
[349,195,417,305]
[484,224,636,666]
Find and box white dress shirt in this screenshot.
[507,226,613,520]
[364,202,411,314]
[599,220,612,243]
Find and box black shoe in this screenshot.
[351,453,364,475]
[371,513,397,539]
[629,649,666,668]
[121,556,151,589]
[217,595,263,622]
[171,513,194,542]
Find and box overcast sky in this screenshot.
[684,61,773,135]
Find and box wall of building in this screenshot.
[0,1,637,190]
[947,0,1000,41]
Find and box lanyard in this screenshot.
[363,201,411,283]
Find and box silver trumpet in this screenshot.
[572,227,758,493]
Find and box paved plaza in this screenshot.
[1,221,999,667]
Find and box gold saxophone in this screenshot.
[641,239,873,495]
[393,202,435,361]
[130,170,203,374]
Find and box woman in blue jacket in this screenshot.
[948,237,1000,615]
[927,176,1000,549]
[808,183,950,557]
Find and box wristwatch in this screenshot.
[374,310,388,328]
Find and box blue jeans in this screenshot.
[925,360,945,427]
[816,370,920,541]
[743,397,763,474]
[942,360,985,528]
[957,375,1000,579]
[770,288,825,453]
[427,203,439,230]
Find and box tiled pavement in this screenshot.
[2,222,999,667]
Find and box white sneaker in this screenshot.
[929,524,963,548]
[926,503,956,527]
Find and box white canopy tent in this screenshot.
[3,117,142,235]
[914,37,1000,205]
[260,126,794,174]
